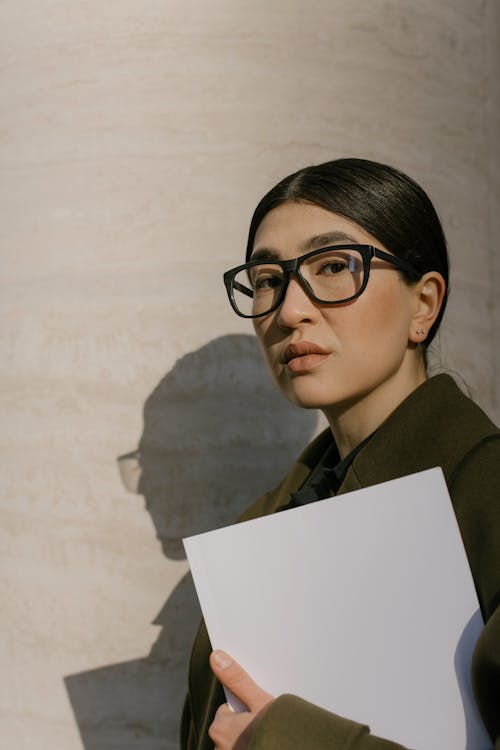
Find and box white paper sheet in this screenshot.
[183,468,492,749]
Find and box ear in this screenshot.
[408,271,447,344]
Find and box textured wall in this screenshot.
[1,2,499,748]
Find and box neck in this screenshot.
[323,357,427,459]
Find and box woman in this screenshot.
[181,159,500,749]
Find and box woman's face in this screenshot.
[251,201,424,421]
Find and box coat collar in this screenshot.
[340,373,498,494]
[252,374,498,518]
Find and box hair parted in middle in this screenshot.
[245,158,449,346]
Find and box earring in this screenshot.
[416,328,426,336]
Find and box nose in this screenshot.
[276,275,319,328]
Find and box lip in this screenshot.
[282,341,331,372]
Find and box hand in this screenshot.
[208,650,274,750]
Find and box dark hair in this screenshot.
[246,158,449,346]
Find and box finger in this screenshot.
[208,703,237,746]
[210,650,272,712]
[213,702,234,720]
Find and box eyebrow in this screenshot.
[250,248,281,262]
[303,231,359,250]
[250,231,359,262]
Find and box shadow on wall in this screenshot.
[65,334,319,750]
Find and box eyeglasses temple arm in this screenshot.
[232,280,253,298]
[373,248,421,278]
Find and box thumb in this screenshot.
[210,650,272,712]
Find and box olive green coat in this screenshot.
[181,375,500,749]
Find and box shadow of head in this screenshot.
[118,334,319,559]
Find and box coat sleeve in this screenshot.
[249,696,409,750]
[248,437,500,750]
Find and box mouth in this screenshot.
[282,341,330,373]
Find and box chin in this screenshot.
[278,371,371,413]
[279,378,336,411]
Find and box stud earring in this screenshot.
[416,328,426,336]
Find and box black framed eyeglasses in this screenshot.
[223,244,421,319]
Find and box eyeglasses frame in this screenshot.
[223,244,422,319]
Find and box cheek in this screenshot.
[353,286,412,352]
[253,318,284,382]
[329,284,412,357]
[253,317,278,358]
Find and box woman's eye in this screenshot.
[319,259,349,275]
[253,273,282,290]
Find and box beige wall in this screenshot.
[1,2,499,748]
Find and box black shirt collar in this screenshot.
[289,431,374,507]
